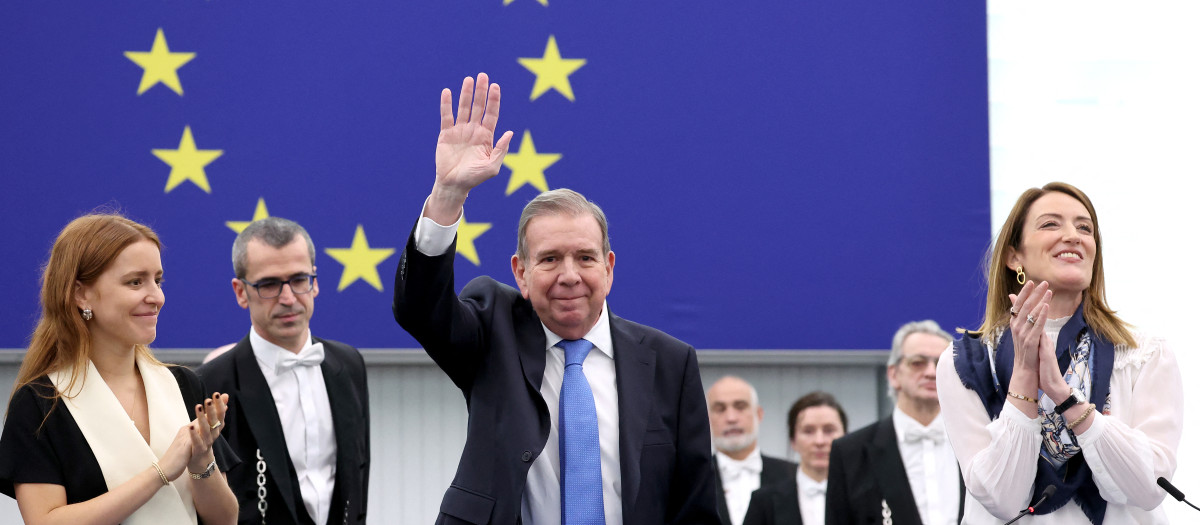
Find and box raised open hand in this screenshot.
[432,73,514,208]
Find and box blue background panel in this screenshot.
[0,1,990,350]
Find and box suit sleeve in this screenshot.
[742,488,771,525]
[392,223,488,392]
[667,346,721,524]
[824,438,850,525]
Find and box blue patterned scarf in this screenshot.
[952,304,1114,524]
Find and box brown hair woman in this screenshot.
[938,183,1182,523]
[0,213,238,525]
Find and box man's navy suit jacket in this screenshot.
[393,231,719,525]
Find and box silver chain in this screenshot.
[256,449,268,525]
[256,448,351,524]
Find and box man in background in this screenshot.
[708,376,797,525]
[825,320,962,525]
[199,217,370,525]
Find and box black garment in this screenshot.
[825,415,965,525]
[743,478,803,525]
[197,335,370,525]
[0,366,238,505]
[714,454,797,525]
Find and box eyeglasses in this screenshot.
[899,355,939,371]
[240,274,316,299]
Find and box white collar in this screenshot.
[892,407,944,435]
[1044,315,1070,331]
[716,446,763,475]
[250,327,316,371]
[1043,315,1070,346]
[796,469,827,495]
[893,407,947,446]
[541,301,614,360]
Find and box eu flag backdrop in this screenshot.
[0,1,990,351]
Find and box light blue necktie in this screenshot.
[557,338,606,525]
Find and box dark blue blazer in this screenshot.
[393,230,719,525]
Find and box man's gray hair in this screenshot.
[515,188,610,261]
[232,217,316,279]
[888,319,953,367]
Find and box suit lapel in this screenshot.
[711,456,731,524]
[232,339,304,523]
[515,301,549,395]
[320,338,358,517]
[760,456,796,486]
[612,315,656,523]
[868,416,921,523]
[778,479,803,524]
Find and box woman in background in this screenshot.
[938,182,1182,523]
[743,391,847,525]
[0,213,238,525]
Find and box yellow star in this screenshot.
[124,28,195,96]
[518,35,586,101]
[504,0,548,5]
[324,225,396,291]
[226,198,270,234]
[153,126,223,193]
[456,216,492,266]
[503,130,561,195]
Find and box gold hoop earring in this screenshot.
[81,308,93,321]
[1016,266,1026,285]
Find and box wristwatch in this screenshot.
[190,460,217,480]
[1054,388,1087,415]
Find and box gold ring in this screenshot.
[1027,314,1037,325]
[210,420,222,430]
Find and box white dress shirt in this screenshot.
[250,329,337,525]
[715,447,763,525]
[415,210,624,525]
[892,409,958,525]
[796,470,826,525]
[937,327,1183,524]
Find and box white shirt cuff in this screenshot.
[413,199,461,257]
